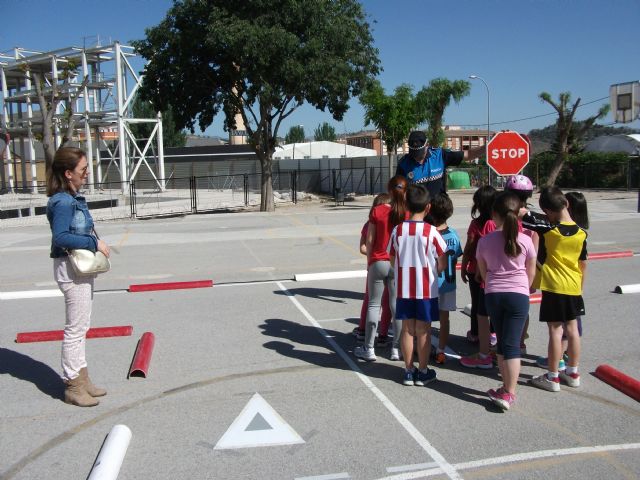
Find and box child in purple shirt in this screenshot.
[476,192,536,410]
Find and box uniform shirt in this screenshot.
[396,147,464,199]
[476,231,537,296]
[437,227,463,294]
[522,213,588,295]
[388,221,446,299]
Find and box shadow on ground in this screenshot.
[0,348,64,400]
[259,318,499,411]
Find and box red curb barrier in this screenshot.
[594,364,640,402]
[16,326,133,344]
[530,293,542,304]
[128,280,213,293]
[589,250,633,260]
[128,332,155,378]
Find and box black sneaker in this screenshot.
[413,368,437,386]
[375,335,389,347]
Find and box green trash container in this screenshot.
[447,171,470,190]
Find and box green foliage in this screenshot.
[415,78,471,147]
[133,0,380,211]
[527,151,634,189]
[285,125,306,144]
[360,80,423,156]
[314,122,337,141]
[130,97,187,148]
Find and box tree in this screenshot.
[26,62,89,170]
[314,122,337,141]
[360,80,423,165]
[285,125,305,144]
[133,0,380,211]
[130,97,187,148]
[539,91,610,186]
[415,78,471,147]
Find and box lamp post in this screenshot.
[293,124,303,170]
[469,75,491,185]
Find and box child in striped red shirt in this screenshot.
[389,184,447,386]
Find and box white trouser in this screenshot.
[54,257,95,381]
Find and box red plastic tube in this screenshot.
[589,250,633,260]
[128,280,213,293]
[529,293,542,304]
[594,364,640,402]
[16,326,133,344]
[128,332,155,378]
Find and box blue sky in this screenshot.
[2,0,639,139]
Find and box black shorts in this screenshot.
[539,291,585,323]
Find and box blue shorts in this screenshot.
[396,298,440,323]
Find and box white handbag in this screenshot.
[67,248,111,275]
[67,228,111,276]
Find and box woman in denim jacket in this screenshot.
[46,147,110,407]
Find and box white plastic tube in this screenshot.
[614,284,640,294]
[87,424,132,480]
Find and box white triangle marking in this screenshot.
[214,393,305,450]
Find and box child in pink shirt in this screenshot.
[477,192,537,410]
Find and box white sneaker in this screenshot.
[530,373,561,392]
[354,345,376,362]
[390,348,400,361]
[559,371,581,387]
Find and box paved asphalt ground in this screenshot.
[1,189,639,480]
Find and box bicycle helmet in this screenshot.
[505,174,533,193]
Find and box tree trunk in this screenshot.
[259,155,274,212]
[545,150,567,187]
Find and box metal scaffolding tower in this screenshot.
[0,42,165,193]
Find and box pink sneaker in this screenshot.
[460,353,493,369]
[488,386,516,410]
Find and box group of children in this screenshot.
[353,174,589,410]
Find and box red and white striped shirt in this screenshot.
[388,221,446,299]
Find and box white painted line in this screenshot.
[0,289,62,300]
[614,283,640,294]
[295,473,350,480]
[591,241,616,245]
[374,442,640,480]
[294,270,367,282]
[214,393,305,450]
[276,282,461,480]
[387,462,439,473]
[215,279,294,288]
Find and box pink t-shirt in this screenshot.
[476,231,536,296]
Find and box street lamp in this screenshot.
[469,75,491,185]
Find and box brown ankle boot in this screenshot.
[64,376,99,407]
[79,367,107,397]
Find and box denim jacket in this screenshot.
[46,191,98,258]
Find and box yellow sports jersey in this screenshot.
[532,222,587,295]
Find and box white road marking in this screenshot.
[0,289,62,300]
[374,442,640,479]
[294,270,367,282]
[276,282,461,480]
[386,462,439,473]
[214,393,305,450]
[295,473,350,480]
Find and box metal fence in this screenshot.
[2,156,639,223]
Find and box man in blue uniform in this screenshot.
[396,130,484,199]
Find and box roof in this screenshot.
[583,135,640,155]
[273,140,377,159]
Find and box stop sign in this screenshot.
[486,131,530,176]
